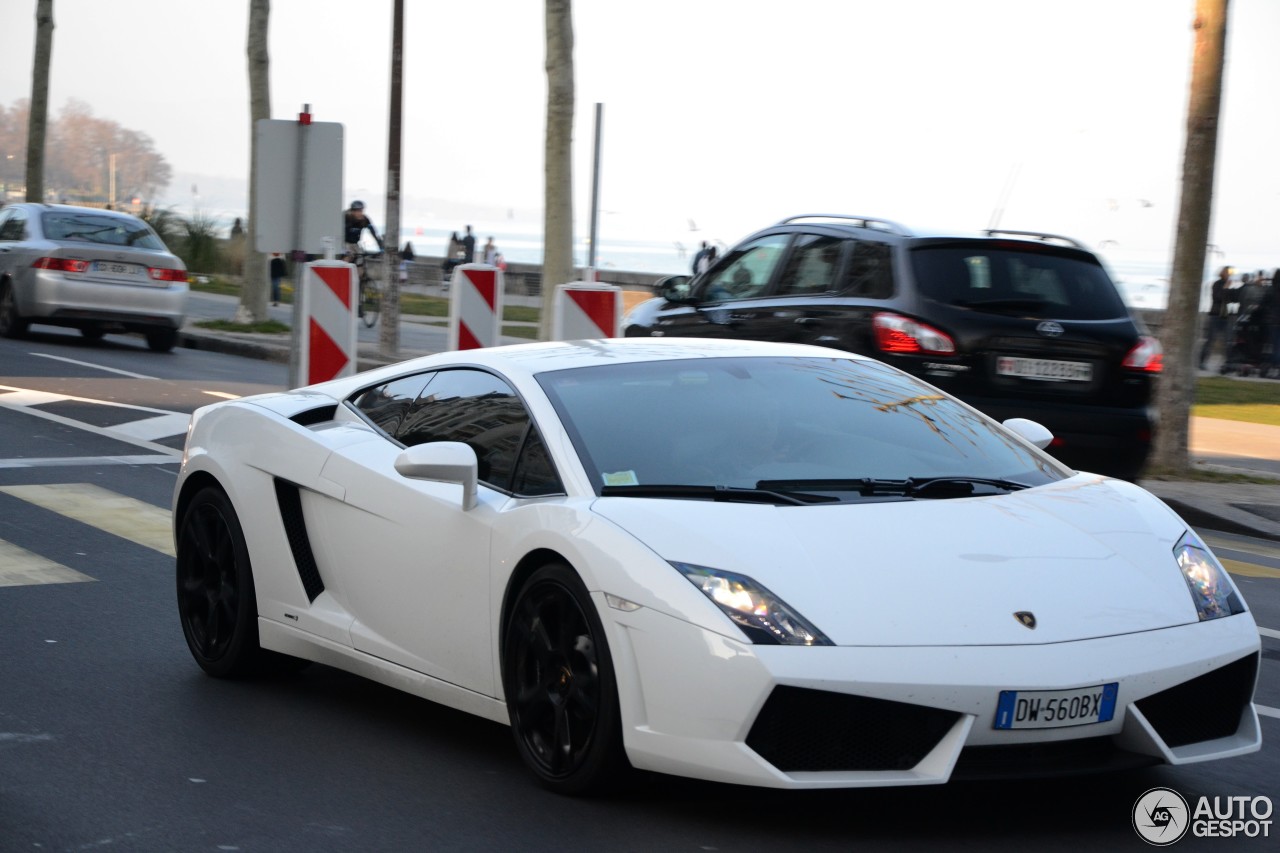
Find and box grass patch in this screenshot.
[1142,466,1280,484]
[502,324,541,340]
[1193,377,1280,426]
[189,275,243,297]
[195,319,290,334]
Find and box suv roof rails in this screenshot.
[983,229,1085,249]
[778,214,914,237]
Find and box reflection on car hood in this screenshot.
[592,475,1200,646]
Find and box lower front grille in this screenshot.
[953,737,1157,780]
[746,686,960,772]
[1134,652,1258,748]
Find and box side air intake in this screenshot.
[273,479,325,602]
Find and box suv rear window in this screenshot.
[909,243,1128,320]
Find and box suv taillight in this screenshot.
[873,312,956,355]
[1122,335,1163,373]
[33,257,88,273]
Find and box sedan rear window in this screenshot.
[40,210,167,250]
[910,243,1128,320]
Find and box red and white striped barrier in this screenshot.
[447,264,504,350]
[552,282,622,340]
[299,260,358,384]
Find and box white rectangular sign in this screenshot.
[253,119,344,254]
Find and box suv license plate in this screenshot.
[994,683,1118,730]
[996,356,1091,382]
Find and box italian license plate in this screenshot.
[994,683,1118,730]
[996,356,1091,382]
[93,260,142,276]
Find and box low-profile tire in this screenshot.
[0,281,29,339]
[176,486,270,678]
[146,328,177,352]
[503,563,629,795]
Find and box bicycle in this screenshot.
[350,248,382,328]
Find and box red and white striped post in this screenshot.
[299,260,358,385]
[552,282,622,340]
[447,264,504,350]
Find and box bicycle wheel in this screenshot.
[360,276,380,327]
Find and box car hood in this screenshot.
[591,475,1201,646]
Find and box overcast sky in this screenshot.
[1,0,1277,270]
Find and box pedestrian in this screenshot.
[442,231,463,278]
[483,236,498,265]
[691,240,709,275]
[1199,265,1233,370]
[462,225,476,263]
[230,217,244,239]
[697,245,718,275]
[269,252,286,306]
[399,241,415,283]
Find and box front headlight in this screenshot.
[672,562,833,646]
[1174,530,1245,621]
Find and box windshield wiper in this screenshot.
[600,484,837,505]
[755,476,1029,498]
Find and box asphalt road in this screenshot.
[0,331,1277,852]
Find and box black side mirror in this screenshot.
[657,274,693,302]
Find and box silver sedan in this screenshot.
[0,202,188,352]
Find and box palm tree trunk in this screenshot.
[1149,0,1230,474]
[541,0,575,340]
[239,0,272,324]
[25,0,54,202]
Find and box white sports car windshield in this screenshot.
[538,356,1069,496]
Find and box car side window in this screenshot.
[698,234,788,303]
[0,209,27,241]
[396,368,547,493]
[350,373,435,437]
[776,234,845,296]
[510,426,563,497]
[841,240,894,298]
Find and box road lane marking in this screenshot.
[1221,558,1280,580]
[0,484,175,557]
[1205,532,1280,561]
[0,455,178,469]
[1260,627,1280,641]
[0,540,94,587]
[201,391,240,400]
[1259,705,1280,721]
[109,412,191,441]
[0,394,181,458]
[29,353,160,380]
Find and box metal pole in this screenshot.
[287,104,312,388]
[587,103,603,279]
[381,0,404,358]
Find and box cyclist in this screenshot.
[343,200,382,259]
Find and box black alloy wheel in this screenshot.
[503,563,628,794]
[176,486,264,678]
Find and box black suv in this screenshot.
[623,215,1162,480]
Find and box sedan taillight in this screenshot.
[33,257,88,273]
[1122,335,1163,373]
[872,312,956,354]
[148,267,189,282]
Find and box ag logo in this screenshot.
[1133,787,1190,845]
[1036,321,1065,337]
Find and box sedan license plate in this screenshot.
[994,683,1118,730]
[996,356,1091,382]
[93,260,143,277]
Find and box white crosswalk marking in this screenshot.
[0,484,174,557]
[0,539,95,587]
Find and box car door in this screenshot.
[0,207,29,282]
[647,233,791,340]
[308,368,541,697]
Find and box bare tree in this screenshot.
[25,0,53,203]
[1149,0,1230,474]
[238,0,272,324]
[540,0,575,340]
[380,0,405,358]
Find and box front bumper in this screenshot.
[601,598,1261,789]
